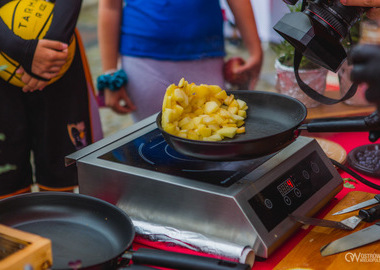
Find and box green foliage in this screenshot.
[343,178,357,189]
[342,15,365,48]
[271,41,320,69]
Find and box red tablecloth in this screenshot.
[133,131,380,269]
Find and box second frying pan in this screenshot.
[0,192,251,270]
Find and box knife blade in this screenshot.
[291,204,380,231]
[320,222,380,256]
[289,214,353,230]
[332,194,380,215]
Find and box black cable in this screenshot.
[330,158,380,190]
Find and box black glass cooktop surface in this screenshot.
[99,129,273,187]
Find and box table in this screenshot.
[254,131,380,269]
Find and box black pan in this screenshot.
[0,192,251,270]
[157,90,380,160]
[157,91,307,160]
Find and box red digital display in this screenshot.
[277,178,295,196]
[287,179,294,188]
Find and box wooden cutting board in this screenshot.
[274,191,380,270]
[306,91,375,120]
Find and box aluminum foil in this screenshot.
[131,218,255,267]
[275,59,328,108]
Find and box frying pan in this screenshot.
[157,90,380,161]
[157,90,307,160]
[0,192,251,270]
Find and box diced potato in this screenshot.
[204,101,219,114]
[178,117,191,128]
[202,115,216,125]
[208,97,222,107]
[224,94,234,106]
[193,108,204,115]
[228,106,238,115]
[182,120,195,130]
[193,116,203,126]
[218,109,230,119]
[161,78,248,141]
[197,126,212,137]
[208,85,223,94]
[162,84,176,110]
[187,130,199,140]
[231,114,245,121]
[194,85,210,98]
[237,99,247,110]
[238,110,247,118]
[212,114,224,125]
[237,127,246,134]
[173,88,189,107]
[229,99,239,108]
[178,78,185,88]
[177,131,187,139]
[162,109,174,123]
[207,124,220,132]
[216,127,238,138]
[236,120,245,127]
[165,123,177,134]
[215,90,228,100]
[203,134,223,141]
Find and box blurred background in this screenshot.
[77,0,336,138]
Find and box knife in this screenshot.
[340,204,380,229]
[289,214,353,230]
[290,204,380,230]
[332,194,380,215]
[321,222,380,256]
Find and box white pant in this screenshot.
[121,56,225,123]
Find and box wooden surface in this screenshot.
[0,225,52,270]
[306,91,375,120]
[274,191,380,270]
[313,137,347,165]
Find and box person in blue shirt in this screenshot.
[98,0,263,122]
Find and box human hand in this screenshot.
[104,86,136,114]
[16,67,49,92]
[340,0,380,19]
[340,0,380,7]
[32,39,69,80]
[350,44,380,104]
[232,54,263,90]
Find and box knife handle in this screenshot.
[359,204,380,222]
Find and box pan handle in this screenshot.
[124,248,251,270]
[300,111,380,133]
[118,265,158,270]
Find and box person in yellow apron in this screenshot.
[0,0,103,198]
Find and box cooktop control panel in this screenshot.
[248,151,332,231]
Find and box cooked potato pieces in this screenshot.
[161,78,248,141]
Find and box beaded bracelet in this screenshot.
[97,69,128,92]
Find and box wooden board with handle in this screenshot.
[306,91,375,120]
[0,224,52,270]
[274,191,380,270]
